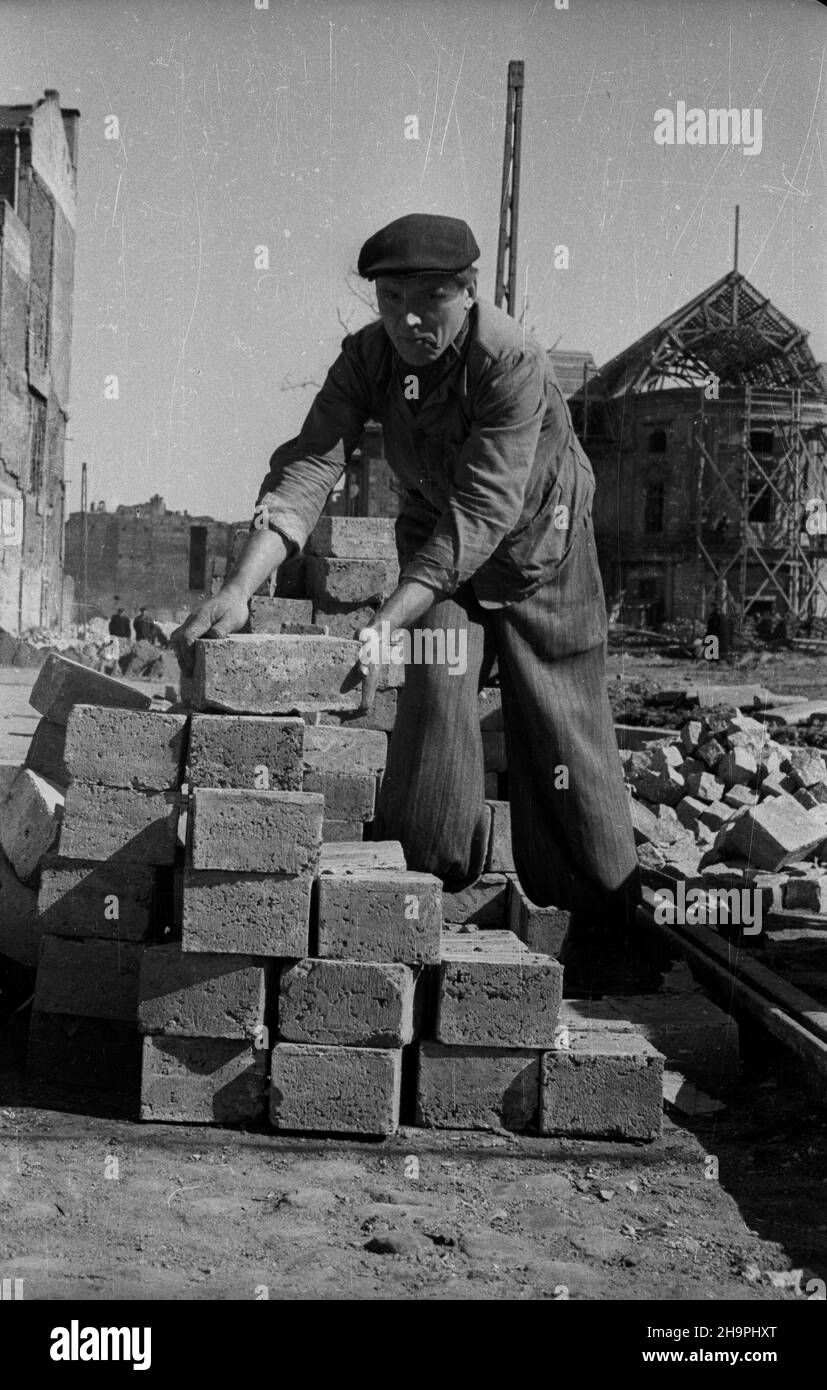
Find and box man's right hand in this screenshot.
[172,582,251,677]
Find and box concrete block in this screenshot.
[311,603,376,638]
[0,768,63,883]
[442,873,509,927]
[594,995,738,1091]
[270,1043,401,1134]
[30,653,153,726]
[783,877,827,913]
[697,738,726,770]
[540,1031,663,1139]
[0,845,41,967]
[140,1036,267,1124]
[698,800,735,832]
[305,556,399,604]
[728,798,827,871]
[63,706,188,790]
[58,785,180,865]
[303,769,375,821]
[316,870,442,963]
[193,634,362,714]
[137,944,268,1038]
[38,858,157,940]
[436,935,562,1047]
[308,515,397,559]
[415,1042,540,1131]
[680,720,704,755]
[318,840,406,874]
[187,714,304,790]
[675,796,706,830]
[506,880,571,958]
[248,596,314,632]
[318,689,398,732]
[485,800,514,872]
[686,770,725,803]
[320,819,365,842]
[34,936,144,1021]
[24,718,68,785]
[723,784,758,810]
[181,867,311,956]
[303,725,387,775]
[189,788,323,874]
[279,959,416,1046]
[786,747,827,791]
[717,747,758,789]
[28,1011,142,1094]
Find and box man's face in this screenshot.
[376,273,475,366]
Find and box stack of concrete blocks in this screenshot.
[26,680,186,1099]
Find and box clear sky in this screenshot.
[2,0,824,520]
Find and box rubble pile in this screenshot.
[624,708,827,912]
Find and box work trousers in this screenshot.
[373,577,640,931]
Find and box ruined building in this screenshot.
[63,495,246,624]
[569,266,827,634]
[0,91,79,632]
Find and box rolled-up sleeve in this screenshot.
[400,348,545,592]
[254,336,372,553]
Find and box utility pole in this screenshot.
[80,460,88,636]
[494,60,524,318]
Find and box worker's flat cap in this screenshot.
[358,214,480,280]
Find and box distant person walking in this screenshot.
[108,605,131,640]
[133,606,154,642]
[705,603,731,660]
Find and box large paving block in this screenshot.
[38,858,158,940]
[727,798,826,871]
[320,818,365,842]
[63,705,188,789]
[137,944,268,1039]
[506,880,571,958]
[311,603,376,639]
[308,515,397,559]
[486,800,514,873]
[318,689,398,732]
[415,1042,540,1131]
[24,718,69,785]
[540,1030,664,1139]
[193,634,362,714]
[0,845,41,967]
[34,936,144,1021]
[187,714,304,790]
[140,1035,268,1123]
[248,596,314,632]
[591,995,739,1091]
[58,785,180,865]
[318,840,406,874]
[316,870,442,963]
[279,959,416,1045]
[303,725,387,775]
[303,769,376,821]
[0,768,63,883]
[270,1043,401,1134]
[28,1010,142,1095]
[29,654,153,725]
[305,556,399,604]
[189,787,323,873]
[181,867,311,956]
[442,873,509,927]
[436,934,562,1047]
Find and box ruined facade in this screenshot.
[0,91,78,632]
[567,271,827,633]
[63,494,247,624]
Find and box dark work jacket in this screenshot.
[256,299,606,646]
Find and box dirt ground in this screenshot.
[2,660,827,1302]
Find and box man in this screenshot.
[175,213,638,935]
[108,603,131,640]
[134,606,154,642]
